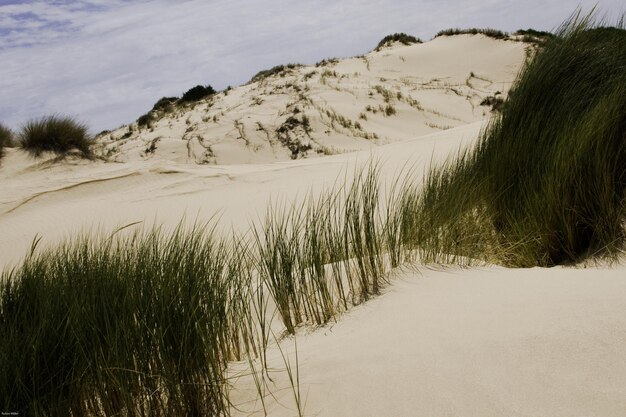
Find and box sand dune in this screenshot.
[2,33,625,416]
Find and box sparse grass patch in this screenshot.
[315,58,339,67]
[18,115,93,158]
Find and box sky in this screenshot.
[0,0,623,133]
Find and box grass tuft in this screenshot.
[0,122,14,161]
[18,115,93,158]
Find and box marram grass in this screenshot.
[419,12,626,266]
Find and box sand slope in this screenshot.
[94,35,527,165]
[230,266,626,417]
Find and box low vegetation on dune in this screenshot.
[514,28,556,44]
[18,115,93,158]
[137,86,215,128]
[179,84,216,103]
[434,27,509,40]
[0,122,13,161]
[2,13,626,416]
[250,63,303,83]
[375,33,422,50]
[421,14,626,266]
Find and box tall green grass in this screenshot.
[419,13,626,266]
[0,225,258,416]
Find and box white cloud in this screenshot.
[0,0,623,132]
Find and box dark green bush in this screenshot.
[435,28,509,40]
[19,115,92,158]
[151,96,179,112]
[421,15,626,266]
[179,85,216,103]
[376,33,422,50]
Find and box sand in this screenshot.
[1,34,624,416]
[230,266,626,416]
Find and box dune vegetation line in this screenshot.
[1,13,625,417]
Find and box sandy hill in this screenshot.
[94,34,527,164]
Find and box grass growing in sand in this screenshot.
[0,122,13,161]
[18,115,93,159]
[0,224,258,416]
[420,13,626,266]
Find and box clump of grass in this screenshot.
[435,27,509,40]
[383,104,396,116]
[276,115,313,158]
[376,33,422,51]
[421,13,626,266]
[0,224,256,416]
[0,122,13,161]
[250,64,302,83]
[180,84,216,103]
[18,115,93,158]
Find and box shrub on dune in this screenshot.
[179,84,216,103]
[19,115,93,158]
[420,13,626,266]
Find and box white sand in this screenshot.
[230,266,626,416]
[1,34,625,416]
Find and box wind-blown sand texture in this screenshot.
[1,34,624,416]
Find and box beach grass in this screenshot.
[18,115,93,158]
[419,12,626,266]
[0,122,13,161]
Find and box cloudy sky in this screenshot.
[0,0,622,133]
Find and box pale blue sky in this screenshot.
[0,0,623,132]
